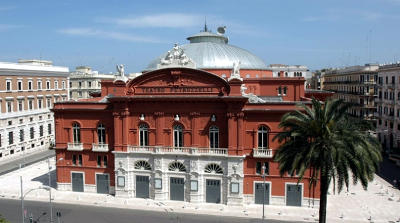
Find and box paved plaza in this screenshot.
[0,158,399,223]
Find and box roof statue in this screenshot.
[240,84,266,103]
[114,64,128,83]
[228,61,243,81]
[157,43,196,69]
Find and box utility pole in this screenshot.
[48,158,53,223]
[20,172,24,223]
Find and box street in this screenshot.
[0,150,55,176]
[0,199,303,223]
[377,155,400,188]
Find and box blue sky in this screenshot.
[0,0,399,73]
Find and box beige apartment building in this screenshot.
[69,66,114,100]
[376,62,400,154]
[0,59,69,161]
[322,64,378,120]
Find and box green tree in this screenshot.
[0,214,10,223]
[273,98,382,223]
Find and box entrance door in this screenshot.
[206,179,221,203]
[96,174,109,194]
[286,184,302,206]
[136,175,149,198]
[255,183,270,204]
[170,177,184,201]
[71,172,84,192]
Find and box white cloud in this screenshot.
[58,28,163,43]
[102,13,204,28]
[302,8,400,22]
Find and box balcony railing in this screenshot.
[67,142,83,151]
[253,148,273,158]
[92,143,109,152]
[126,146,228,156]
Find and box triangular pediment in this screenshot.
[126,68,230,96]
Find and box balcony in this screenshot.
[253,148,273,158]
[67,142,83,151]
[125,146,228,156]
[92,143,109,152]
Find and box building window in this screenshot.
[283,86,287,95]
[62,81,66,89]
[88,81,92,88]
[8,131,13,145]
[139,124,148,146]
[38,99,42,109]
[256,162,269,175]
[78,92,82,97]
[72,123,81,143]
[209,126,219,148]
[78,82,82,88]
[173,125,183,148]
[78,154,82,166]
[47,98,51,108]
[54,81,58,90]
[204,163,223,174]
[48,123,52,135]
[39,125,43,137]
[103,156,107,167]
[20,129,24,142]
[97,124,106,144]
[6,80,11,91]
[18,80,23,91]
[72,154,77,165]
[18,100,23,111]
[7,101,13,112]
[28,100,33,110]
[46,81,50,90]
[30,127,34,139]
[37,81,42,90]
[278,87,282,96]
[97,155,101,167]
[258,126,269,149]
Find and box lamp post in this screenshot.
[48,157,64,223]
[262,165,266,223]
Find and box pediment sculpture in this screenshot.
[157,44,196,69]
[241,84,266,103]
[228,61,243,81]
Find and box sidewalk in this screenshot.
[0,158,399,223]
[0,149,54,175]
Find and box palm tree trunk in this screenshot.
[319,172,329,223]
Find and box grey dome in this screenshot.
[146,31,268,70]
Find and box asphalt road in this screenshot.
[0,149,55,176]
[377,155,400,188]
[0,199,305,223]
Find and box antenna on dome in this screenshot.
[217,26,226,35]
[204,17,208,32]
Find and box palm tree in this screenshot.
[273,98,382,223]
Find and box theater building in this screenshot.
[54,28,320,206]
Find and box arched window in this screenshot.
[139,124,148,146]
[209,126,219,148]
[173,125,183,148]
[204,163,223,174]
[134,160,151,170]
[168,161,186,172]
[72,123,81,143]
[97,124,106,144]
[258,126,269,149]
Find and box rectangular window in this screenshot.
[72,154,77,165]
[30,127,34,139]
[62,81,66,89]
[54,81,58,89]
[7,101,12,112]
[18,80,23,91]
[39,125,43,137]
[48,123,52,135]
[103,156,108,167]
[78,154,82,166]
[20,129,24,142]
[278,87,282,96]
[256,162,269,175]
[256,162,262,175]
[88,81,92,88]
[18,100,23,111]
[8,131,13,145]
[28,81,33,90]
[283,86,287,95]
[78,82,82,87]
[97,156,101,167]
[38,99,42,109]
[47,98,51,108]
[46,81,50,90]
[28,100,33,110]
[6,80,12,91]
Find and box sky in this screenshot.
[0,0,399,73]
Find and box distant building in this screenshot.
[376,62,400,154]
[69,66,114,100]
[269,64,310,78]
[0,59,69,161]
[322,64,378,120]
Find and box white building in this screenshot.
[0,59,69,161]
[269,64,310,78]
[69,66,114,100]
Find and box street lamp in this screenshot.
[20,185,50,223]
[262,165,266,222]
[48,157,64,223]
